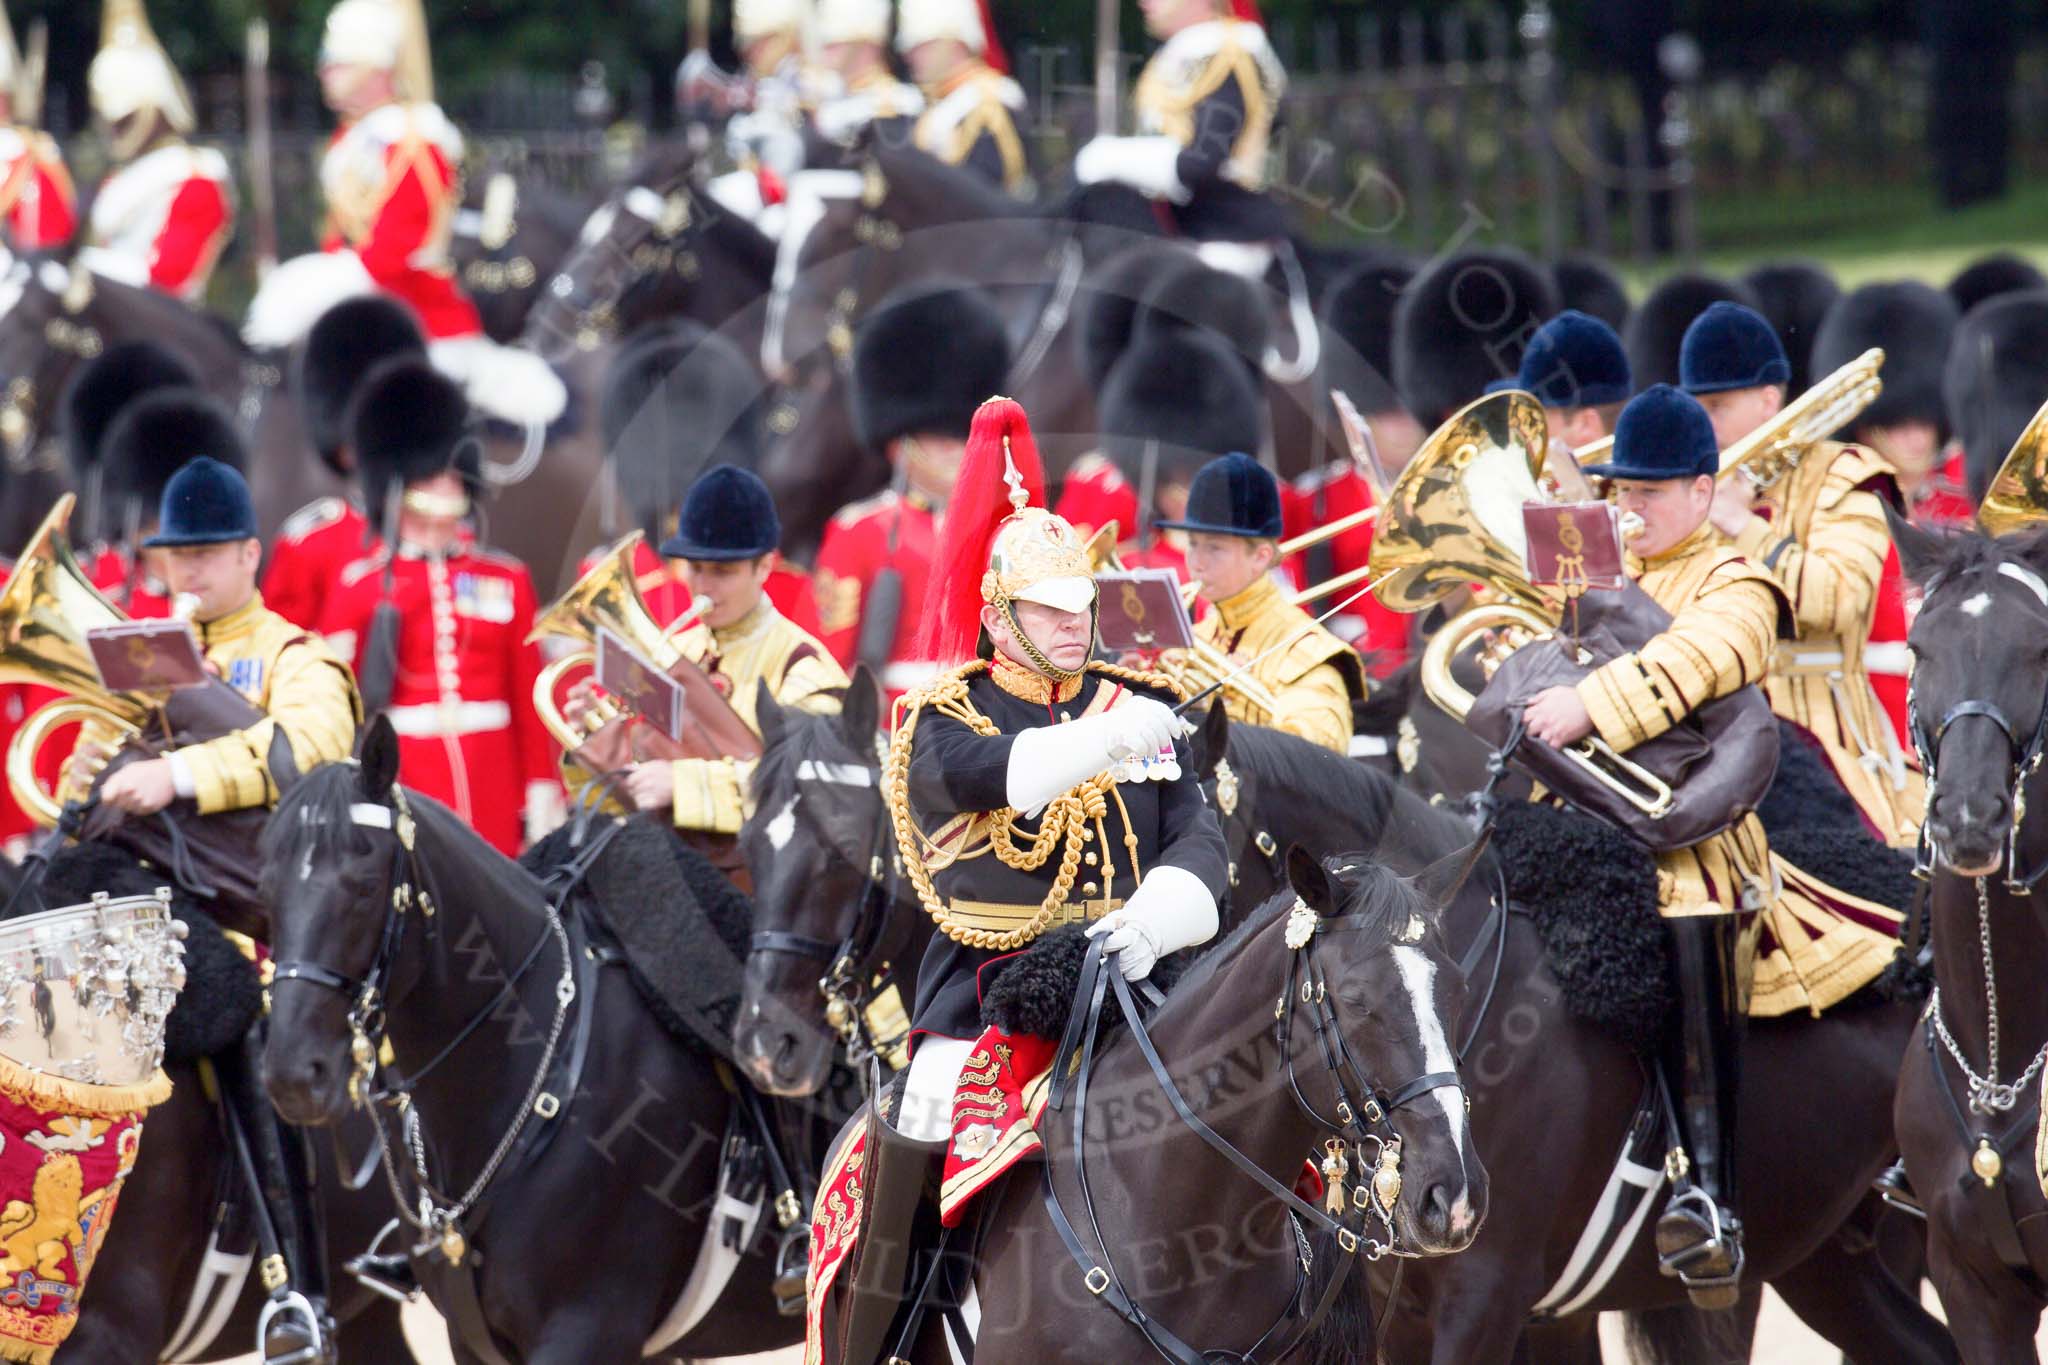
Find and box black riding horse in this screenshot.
[259,720,807,1363]
[1196,719,1953,1363]
[1891,513,2048,1362]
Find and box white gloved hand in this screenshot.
[1004,697,1185,815]
[1085,864,1220,981]
[1074,135,1191,204]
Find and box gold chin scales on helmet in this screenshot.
[1979,395,2048,538]
[1369,389,1675,818]
[983,448,1098,682]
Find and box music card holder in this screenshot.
[596,626,685,742]
[86,620,207,693]
[1095,568,1195,655]
[1522,502,1626,596]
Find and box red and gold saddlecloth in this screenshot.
[0,1055,170,1364]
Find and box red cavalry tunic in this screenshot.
[812,488,941,704]
[0,126,75,252]
[82,142,235,302]
[261,498,374,634]
[321,101,481,340]
[319,542,558,854]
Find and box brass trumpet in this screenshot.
[1367,390,1674,817]
[526,532,702,752]
[0,495,144,825]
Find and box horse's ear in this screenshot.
[357,715,400,796]
[1886,501,1952,586]
[756,680,786,750]
[1286,843,1339,917]
[841,665,881,741]
[1192,704,1228,780]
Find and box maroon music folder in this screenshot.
[86,620,207,692]
[596,627,685,742]
[1095,568,1195,654]
[1521,501,1626,593]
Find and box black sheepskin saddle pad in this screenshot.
[17,841,262,1063]
[522,817,753,1058]
[1489,801,1671,1056]
[1756,720,1870,837]
[978,922,1192,1041]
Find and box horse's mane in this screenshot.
[748,698,868,811]
[1225,721,1476,875]
[1923,524,2048,588]
[260,762,542,913]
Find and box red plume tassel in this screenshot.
[976,0,1010,75]
[916,397,1046,665]
[1229,0,1262,23]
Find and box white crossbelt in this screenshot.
[383,699,512,738]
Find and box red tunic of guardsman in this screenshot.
[817,281,1012,704]
[83,0,235,302]
[315,357,561,855]
[262,296,428,633]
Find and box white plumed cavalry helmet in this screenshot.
[894,0,987,55]
[733,0,812,44]
[90,0,197,133]
[813,0,890,47]
[321,0,434,102]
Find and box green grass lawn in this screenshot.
[1631,177,2048,291]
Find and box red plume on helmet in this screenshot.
[1229,0,1262,23]
[916,396,1045,664]
[976,0,1010,75]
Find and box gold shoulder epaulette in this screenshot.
[1088,659,1188,702]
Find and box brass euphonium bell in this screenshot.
[1978,396,2048,539]
[526,531,700,751]
[0,494,146,825]
[1369,391,1674,817]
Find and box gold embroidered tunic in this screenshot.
[1573,526,1901,1016]
[1184,575,1363,755]
[1725,442,1923,846]
[913,65,1028,194]
[67,594,361,813]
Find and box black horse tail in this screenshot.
[1620,1296,1757,1365]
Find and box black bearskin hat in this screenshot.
[1947,253,2048,319]
[601,322,764,543]
[61,340,200,480]
[1393,248,1558,429]
[1624,272,1758,391]
[1075,245,1194,397]
[1812,280,1960,444]
[1551,254,1631,334]
[294,296,429,475]
[1322,255,1415,415]
[99,390,247,541]
[1944,290,2048,504]
[1741,260,1840,395]
[1097,327,1265,484]
[347,357,478,520]
[1134,257,1269,375]
[851,279,1010,453]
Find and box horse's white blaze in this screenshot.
[1962,591,1992,618]
[1391,944,1473,1225]
[765,795,799,852]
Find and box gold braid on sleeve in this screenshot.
[885,662,1117,952]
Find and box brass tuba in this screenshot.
[1977,395,2048,538]
[1369,391,1676,816]
[525,531,700,752]
[0,495,146,825]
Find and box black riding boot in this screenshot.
[1655,913,1745,1310]
[217,1028,336,1364]
[837,1105,943,1365]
